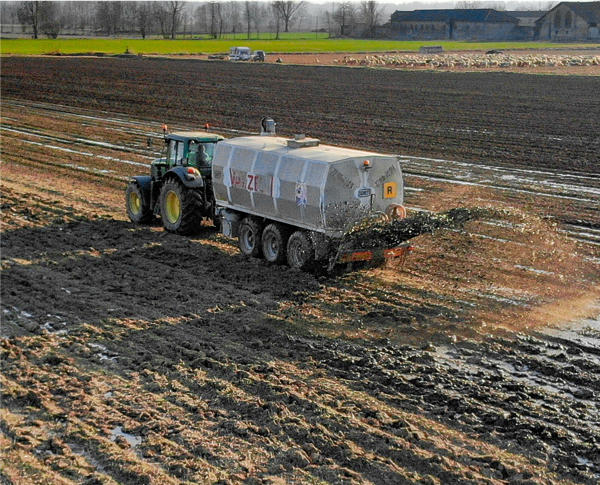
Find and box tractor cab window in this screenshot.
[167,139,185,166]
[187,141,216,167]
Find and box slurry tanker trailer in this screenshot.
[126,119,409,270]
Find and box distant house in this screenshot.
[535,2,600,40]
[390,9,521,41]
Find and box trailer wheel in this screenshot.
[125,181,152,224]
[238,217,263,257]
[286,231,315,270]
[159,178,202,235]
[262,223,289,264]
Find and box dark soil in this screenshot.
[1,57,599,174]
[1,59,599,484]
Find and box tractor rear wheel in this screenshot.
[159,179,202,235]
[261,223,289,264]
[125,181,152,224]
[286,231,315,270]
[238,217,263,258]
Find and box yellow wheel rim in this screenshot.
[165,190,181,224]
[129,191,141,215]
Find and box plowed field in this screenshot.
[1,58,599,484]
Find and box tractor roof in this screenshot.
[168,131,224,142]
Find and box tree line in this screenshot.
[3,1,386,40]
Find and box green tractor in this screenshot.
[125,130,224,234]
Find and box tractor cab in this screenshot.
[127,130,225,234]
[152,131,224,181]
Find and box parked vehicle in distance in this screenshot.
[253,50,266,62]
[229,46,252,61]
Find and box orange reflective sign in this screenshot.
[383,182,397,199]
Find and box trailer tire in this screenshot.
[238,217,263,258]
[126,181,152,224]
[286,231,315,270]
[159,178,202,235]
[262,223,289,264]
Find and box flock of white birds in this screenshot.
[334,53,600,68]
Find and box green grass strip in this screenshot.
[2,37,599,55]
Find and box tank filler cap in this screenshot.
[260,117,276,136]
[287,136,320,148]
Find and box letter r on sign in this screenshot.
[383,182,397,199]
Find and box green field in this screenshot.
[2,37,599,55]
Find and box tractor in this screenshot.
[125,129,224,234]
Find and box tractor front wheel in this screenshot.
[125,181,152,224]
[159,179,202,235]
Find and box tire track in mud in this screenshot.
[1,186,599,482]
[3,98,599,248]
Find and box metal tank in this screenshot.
[212,135,404,238]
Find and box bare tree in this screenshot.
[167,1,184,39]
[333,2,355,37]
[244,0,253,39]
[271,2,282,39]
[226,1,241,36]
[152,2,169,38]
[208,2,222,39]
[194,3,209,35]
[254,3,267,38]
[95,1,123,36]
[272,1,305,33]
[40,1,62,38]
[17,1,41,38]
[18,1,65,39]
[135,2,152,39]
[359,1,381,38]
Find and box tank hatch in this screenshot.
[287,134,320,149]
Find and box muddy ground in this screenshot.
[1,59,600,484]
[2,57,600,174]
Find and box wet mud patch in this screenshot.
[2,308,599,483]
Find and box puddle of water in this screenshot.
[514,265,555,276]
[435,344,593,404]
[110,426,142,447]
[89,343,117,362]
[64,163,113,174]
[41,321,68,335]
[3,132,148,168]
[400,154,599,183]
[1,124,154,158]
[538,309,600,342]
[576,455,595,468]
[405,171,599,204]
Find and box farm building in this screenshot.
[535,2,600,40]
[390,9,525,41]
[506,11,545,28]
